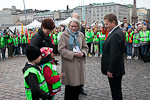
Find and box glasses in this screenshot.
[70,25,78,28]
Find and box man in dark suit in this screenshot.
[101,13,125,100]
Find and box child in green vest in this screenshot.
[22,45,52,100]
[132,29,140,60]
[85,27,93,57]
[20,34,27,56]
[0,35,3,60]
[7,32,14,58]
[52,30,59,56]
[99,27,106,57]
[40,47,65,100]
[13,34,19,56]
[93,28,99,57]
[139,25,150,57]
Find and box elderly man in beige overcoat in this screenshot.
[58,17,88,100]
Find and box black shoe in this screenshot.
[80,88,87,95]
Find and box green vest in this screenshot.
[0,37,4,48]
[85,31,93,43]
[24,67,49,100]
[93,32,99,42]
[41,62,61,93]
[13,37,19,46]
[49,33,52,37]
[133,34,139,44]
[99,32,106,41]
[140,31,149,42]
[85,29,87,33]
[20,36,27,44]
[58,32,62,38]
[7,36,13,44]
[28,33,34,40]
[125,31,134,42]
[53,34,59,45]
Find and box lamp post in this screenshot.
[23,0,27,25]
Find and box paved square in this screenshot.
[0,56,150,100]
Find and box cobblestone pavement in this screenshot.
[0,56,150,100]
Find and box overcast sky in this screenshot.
[0,0,149,11]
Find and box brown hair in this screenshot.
[41,18,55,30]
[104,13,118,25]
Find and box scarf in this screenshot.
[67,28,80,50]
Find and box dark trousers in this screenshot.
[14,47,19,55]
[126,42,132,56]
[108,76,123,100]
[1,48,5,59]
[7,44,13,57]
[53,45,58,54]
[141,44,148,56]
[65,85,82,100]
[87,43,91,54]
[134,47,139,57]
[21,44,26,54]
[148,42,150,51]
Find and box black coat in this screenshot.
[101,27,125,77]
[30,28,52,49]
[81,25,85,35]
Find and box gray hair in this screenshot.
[68,17,81,30]
[71,12,79,19]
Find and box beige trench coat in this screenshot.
[58,29,88,86]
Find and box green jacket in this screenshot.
[99,32,106,41]
[139,31,150,42]
[133,34,140,44]
[53,34,59,45]
[13,37,19,46]
[20,36,27,44]
[93,32,99,42]
[85,31,94,43]
[0,37,5,48]
[7,36,13,44]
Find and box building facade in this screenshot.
[73,2,130,26]
[137,8,148,22]
[0,6,19,26]
[18,9,34,24]
[54,9,72,20]
[147,9,150,21]
[34,10,54,22]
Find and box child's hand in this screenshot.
[59,73,65,78]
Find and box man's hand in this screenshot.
[107,72,113,78]
[74,52,83,58]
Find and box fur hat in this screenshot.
[26,45,41,61]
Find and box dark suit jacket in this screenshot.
[101,27,125,77]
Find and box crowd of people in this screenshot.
[82,17,150,60]
[1,17,150,61]
[0,12,150,100]
[0,27,37,60]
